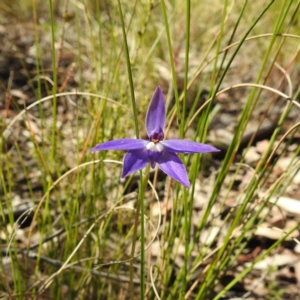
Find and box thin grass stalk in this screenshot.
[166,3,246,296]
[262,107,299,186]
[193,85,298,290]
[82,1,100,91]
[160,2,190,296]
[214,221,300,300]
[245,29,297,187]
[196,2,275,298]
[161,183,182,299]
[116,1,139,138]
[0,160,22,297]
[207,93,298,289]
[74,1,84,91]
[160,0,182,137]
[253,8,299,175]
[164,188,185,299]
[181,0,191,297]
[197,0,275,241]
[31,0,45,132]
[116,1,145,298]
[241,0,294,122]
[48,0,57,164]
[238,1,295,172]
[139,166,151,298]
[208,0,228,98]
[14,142,34,200]
[215,0,247,79]
[182,0,190,129]
[106,0,138,96]
[95,0,103,85]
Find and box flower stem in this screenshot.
[139,164,150,298]
[129,164,150,299]
[117,2,145,296]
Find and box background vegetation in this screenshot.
[1,0,300,299]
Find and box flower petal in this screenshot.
[122,149,150,177]
[146,87,166,137]
[157,151,190,188]
[90,139,147,152]
[160,139,220,153]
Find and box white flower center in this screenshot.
[146,141,164,152]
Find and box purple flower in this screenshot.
[91,87,220,188]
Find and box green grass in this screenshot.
[1,0,300,299]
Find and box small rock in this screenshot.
[244,146,260,164]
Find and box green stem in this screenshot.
[140,165,150,297]
[160,0,182,137]
[182,1,190,297]
[117,1,145,298]
[117,0,139,139]
[48,0,57,166]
